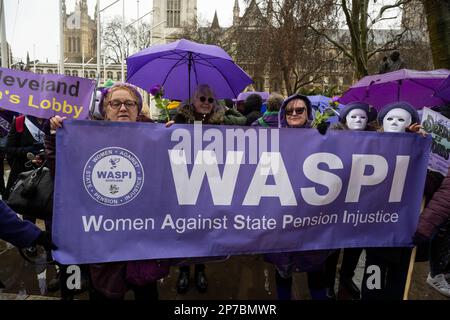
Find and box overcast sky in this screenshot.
[4,0,402,64]
[4,0,247,63]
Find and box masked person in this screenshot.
[326,102,378,299]
[332,102,378,131]
[360,101,420,300]
[47,83,169,300]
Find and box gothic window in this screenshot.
[65,70,71,76]
[72,70,79,77]
[68,37,72,52]
[107,71,113,79]
[117,72,122,81]
[100,71,104,79]
[77,38,81,53]
[36,69,43,74]
[90,71,96,78]
[47,69,54,74]
[84,71,89,78]
[167,0,181,28]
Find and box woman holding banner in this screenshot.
[47,83,169,300]
[360,101,421,300]
[264,94,332,300]
[325,102,378,300]
[167,84,246,294]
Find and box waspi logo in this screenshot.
[83,147,144,206]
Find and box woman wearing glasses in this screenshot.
[170,84,246,126]
[265,94,332,300]
[167,84,245,294]
[47,83,169,300]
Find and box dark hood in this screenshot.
[278,94,313,128]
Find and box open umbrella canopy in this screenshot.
[236,91,270,102]
[339,69,450,110]
[307,95,344,124]
[126,39,253,101]
[435,74,450,102]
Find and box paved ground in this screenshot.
[1,165,448,301]
[0,240,448,300]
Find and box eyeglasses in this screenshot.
[108,100,138,110]
[199,96,215,104]
[285,107,306,116]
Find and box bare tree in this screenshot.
[266,0,340,94]
[102,17,154,63]
[227,0,340,95]
[310,0,416,78]
[175,19,227,49]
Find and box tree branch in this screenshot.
[368,0,411,29]
[309,25,353,60]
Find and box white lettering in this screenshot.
[300,153,343,205]
[345,155,388,202]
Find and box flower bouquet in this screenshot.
[150,85,171,122]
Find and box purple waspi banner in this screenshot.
[0,67,95,119]
[53,121,432,264]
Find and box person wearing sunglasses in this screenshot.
[278,94,313,128]
[167,84,245,294]
[266,94,332,300]
[170,84,246,126]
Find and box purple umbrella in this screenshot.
[126,39,253,101]
[435,74,450,102]
[339,69,450,110]
[236,91,270,102]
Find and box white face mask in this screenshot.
[383,108,412,133]
[346,108,368,130]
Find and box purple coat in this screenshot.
[0,200,40,248]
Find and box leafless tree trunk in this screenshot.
[422,0,450,68]
[311,0,413,78]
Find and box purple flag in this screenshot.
[53,121,431,264]
[0,67,95,119]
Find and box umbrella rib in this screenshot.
[129,51,188,77]
[192,54,200,88]
[160,51,190,89]
[191,52,239,98]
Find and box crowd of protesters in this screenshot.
[0,75,449,301]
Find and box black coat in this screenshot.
[5,117,44,198]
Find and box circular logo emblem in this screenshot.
[83,147,144,206]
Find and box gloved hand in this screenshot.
[317,122,328,135]
[33,231,57,251]
[412,231,429,246]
